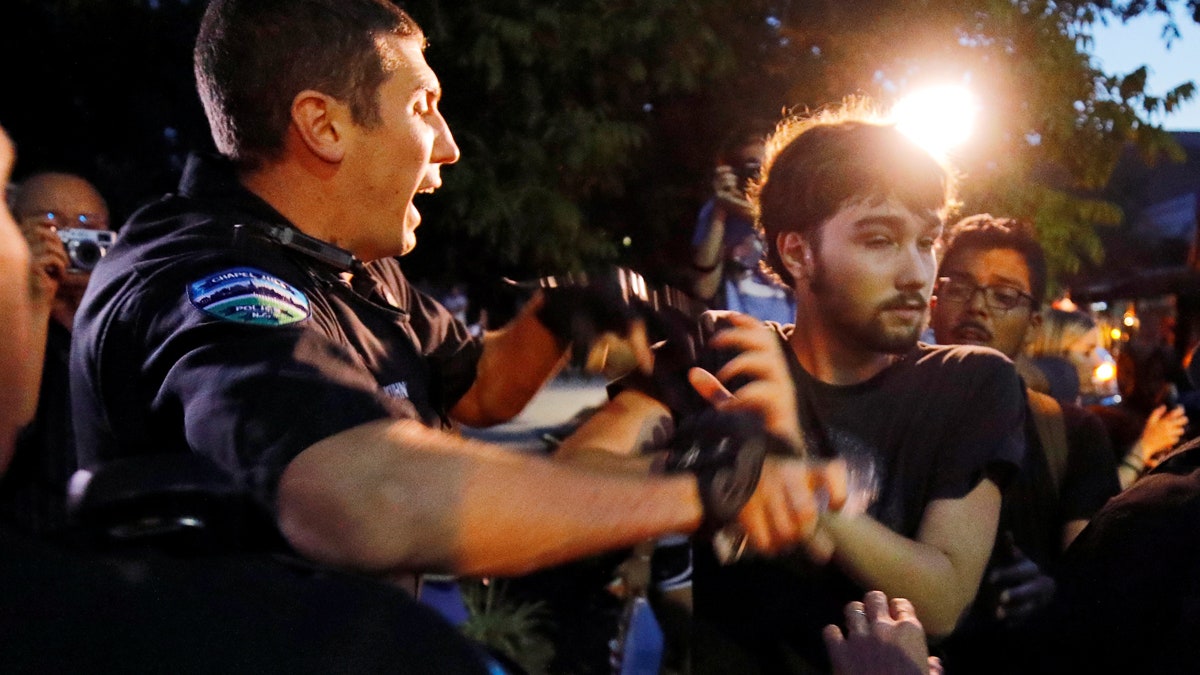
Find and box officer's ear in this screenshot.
[776,231,813,286]
[290,90,347,164]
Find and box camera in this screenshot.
[732,159,762,193]
[57,228,116,272]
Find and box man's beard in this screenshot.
[810,262,924,355]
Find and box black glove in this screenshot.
[535,269,643,366]
[661,409,785,529]
[625,310,754,424]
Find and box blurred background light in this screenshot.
[892,85,980,157]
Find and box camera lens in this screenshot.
[69,240,103,271]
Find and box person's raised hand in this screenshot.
[1138,404,1188,468]
[823,591,938,675]
[712,164,752,217]
[19,222,68,309]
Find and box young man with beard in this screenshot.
[929,214,1119,673]
[561,103,1026,672]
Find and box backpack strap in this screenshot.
[1027,388,1069,494]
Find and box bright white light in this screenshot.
[892,85,979,157]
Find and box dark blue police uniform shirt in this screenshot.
[70,154,482,510]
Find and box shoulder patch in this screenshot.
[187,266,310,326]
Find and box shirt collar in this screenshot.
[178,153,291,227]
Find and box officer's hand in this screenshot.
[688,312,803,452]
[663,408,774,529]
[735,455,846,561]
[661,402,847,562]
[712,165,752,217]
[534,273,653,376]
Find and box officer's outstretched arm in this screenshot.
[277,418,703,577]
[277,415,840,577]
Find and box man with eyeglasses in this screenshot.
[929,214,1119,673]
[1,172,112,534]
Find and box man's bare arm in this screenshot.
[1062,518,1088,550]
[450,294,566,427]
[277,418,703,578]
[554,389,674,472]
[820,478,1002,637]
[451,291,652,428]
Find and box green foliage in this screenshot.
[460,579,555,673]
[407,0,1197,286]
[3,0,1195,287]
[406,0,751,276]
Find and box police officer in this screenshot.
[72,0,835,586]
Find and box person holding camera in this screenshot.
[691,133,795,324]
[1,171,112,534]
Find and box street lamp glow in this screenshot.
[892,85,979,157]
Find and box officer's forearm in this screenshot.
[451,294,565,427]
[277,419,703,577]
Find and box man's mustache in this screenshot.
[877,292,928,312]
[951,319,993,340]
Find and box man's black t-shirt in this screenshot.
[693,329,1025,673]
[942,396,1119,674]
[71,154,482,511]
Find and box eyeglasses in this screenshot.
[936,276,1034,312]
[20,210,109,231]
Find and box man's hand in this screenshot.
[712,164,752,217]
[985,534,1056,625]
[678,312,851,560]
[19,221,68,309]
[823,591,939,675]
[0,127,12,184]
[689,312,804,451]
[1137,404,1188,469]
